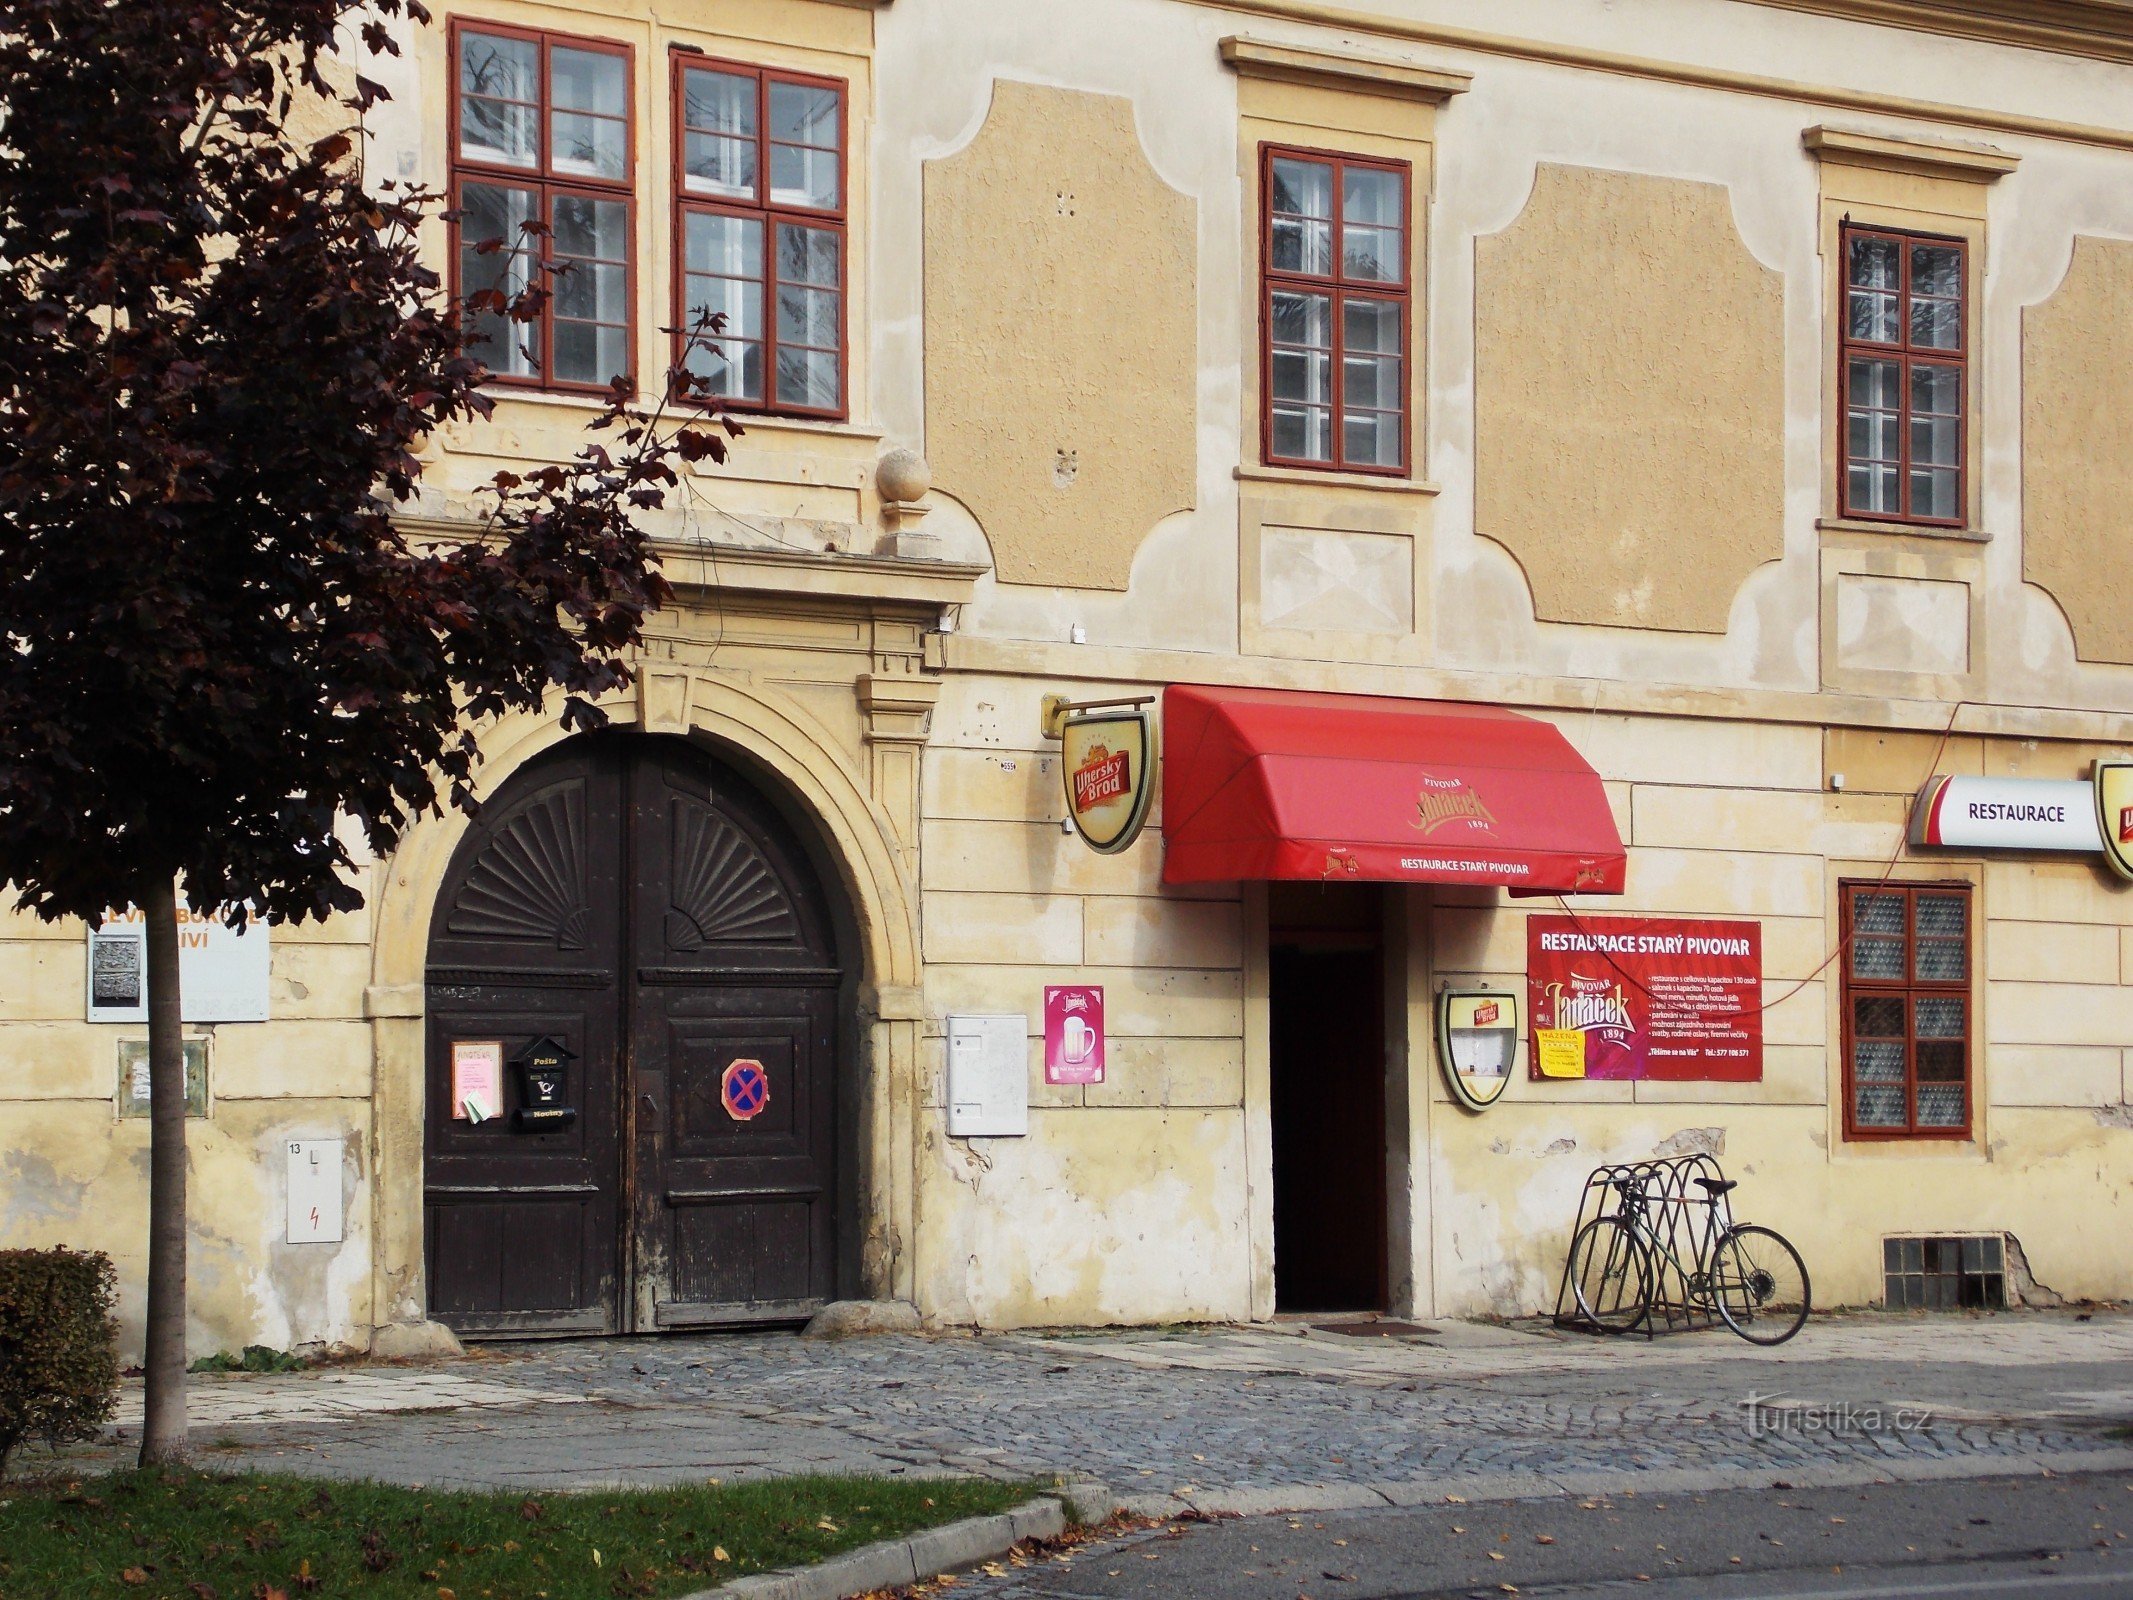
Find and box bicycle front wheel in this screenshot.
[1711,1224,1811,1345]
[1566,1216,1651,1333]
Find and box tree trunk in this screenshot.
[137,874,188,1467]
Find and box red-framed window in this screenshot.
[1260,145,1410,476]
[451,21,635,395]
[1840,224,1966,527]
[672,51,847,419]
[1840,880,1974,1139]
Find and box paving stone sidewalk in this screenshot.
[57,1311,2133,1508]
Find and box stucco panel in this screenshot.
[924,81,1197,590]
[2024,236,2133,664]
[1475,165,1785,632]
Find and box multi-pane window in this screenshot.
[1841,226,1966,526]
[453,24,634,393]
[1261,147,1409,475]
[1841,881,1973,1138]
[674,54,846,417]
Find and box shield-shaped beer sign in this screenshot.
[2096,759,2133,881]
[1062,709,1156,855]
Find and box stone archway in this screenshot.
[362,671,924,1352]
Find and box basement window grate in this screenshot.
[1884,1234,2004,1310]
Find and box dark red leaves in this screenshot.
[0,0,723,927]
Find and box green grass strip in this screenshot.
[0,1468,1038,1599]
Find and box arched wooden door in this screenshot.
[424,731,844,1337]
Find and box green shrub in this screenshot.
[190,1344,306,1375]
[0,1248,120,1478]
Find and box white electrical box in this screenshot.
[946,1014,1029,1137]
[286,1139,344,1244]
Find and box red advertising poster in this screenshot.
[1526,916,1762,1082]
[1044,985,1106,1085]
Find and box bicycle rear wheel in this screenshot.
[1566,1216,1652,1333]
[1711,1224,1810,1345]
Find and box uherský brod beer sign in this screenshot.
[1042,693,1157,856]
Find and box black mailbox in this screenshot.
[512,1034,580,1133]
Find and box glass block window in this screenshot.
[453,24,635,394]
[1261,146,1410,475]
[1884,1235,2004,1309]
[674,56,847,418]
[1842,882,1974,1138]
[1840,225,1966,527]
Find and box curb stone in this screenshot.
[1114,1444,2133,1519]
[681,1487,1114,1600]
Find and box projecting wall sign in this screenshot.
[1043,693,1157,855]
[1910,776,2104,856]
[2095,761,2133,881]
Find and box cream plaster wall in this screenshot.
[911,672,1250,1326]
[1422,710,2133,1317]
[0,903,380,1361]
[20,0,2133,1353]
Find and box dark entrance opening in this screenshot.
[1268,882,1390,1313]
[422,730,848,1338]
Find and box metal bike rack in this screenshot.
[1553,1154,1738,1338]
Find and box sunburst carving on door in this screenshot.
[666,798,799,950]
[445,783,594,950]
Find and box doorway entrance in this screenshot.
[422,731,847,1337]
[1268,882,1389,1313]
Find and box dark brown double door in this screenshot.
[424,732,844,1337]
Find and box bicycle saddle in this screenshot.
[1696,1177,1739,1195]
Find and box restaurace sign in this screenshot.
[1909,775,2104,854]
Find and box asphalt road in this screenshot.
[953,1469,2133,1600]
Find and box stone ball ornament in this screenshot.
[876,448,932,506]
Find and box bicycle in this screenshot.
[1565,1171,1811,1345]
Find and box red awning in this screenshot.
[1161,685,1625,893]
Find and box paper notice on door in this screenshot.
[451,1040,503,1122]
[1535,1028,1589,1080]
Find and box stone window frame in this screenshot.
[1805,126,2013,542]
[449,18,638,399]
[1838,223,1969,529]
[1257,142,1414,479]
[670,49,851,423]
[1838,877,1976,1141]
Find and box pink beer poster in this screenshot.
[1044,985,1106,1085]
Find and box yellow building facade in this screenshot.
[8,0,2133,1356]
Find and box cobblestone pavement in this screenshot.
[58,1311,2133,1504]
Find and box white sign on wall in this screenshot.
[86,900,271,1024]
[1910,776,2104,855]
[285,1139,344,1244]
[945,1013,1029,1138]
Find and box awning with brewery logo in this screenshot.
[1160,685,1626,893]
